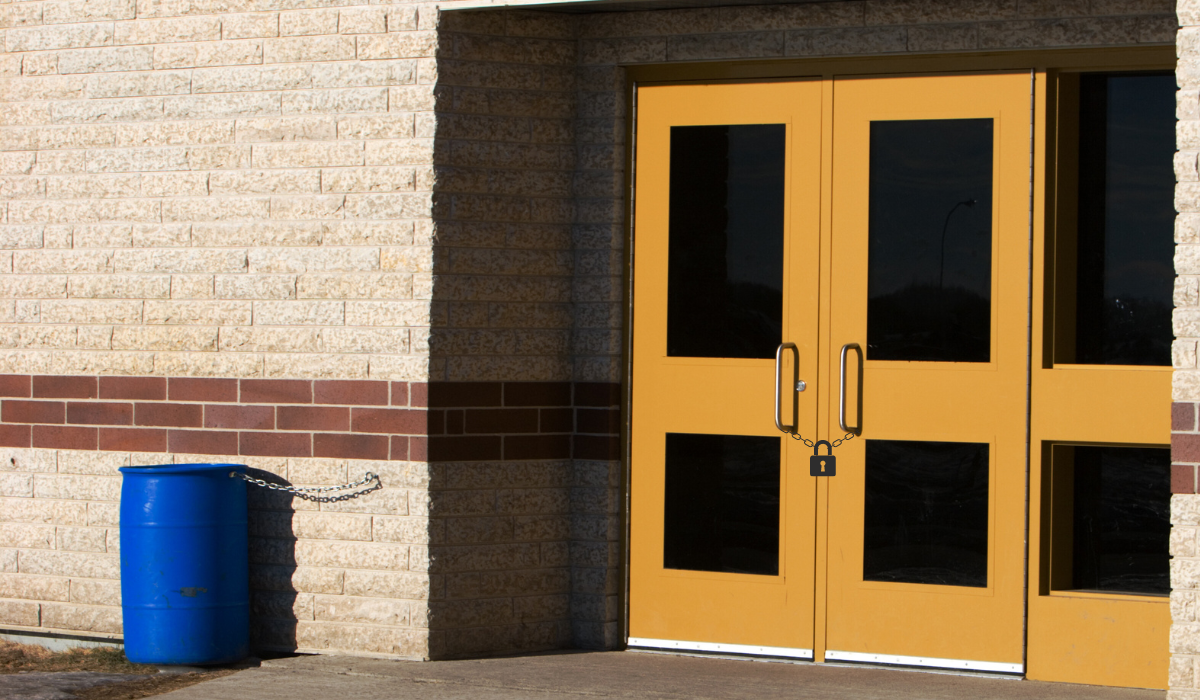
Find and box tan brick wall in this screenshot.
[1177,2,1200,696]
[0,1,437,382]
[431,10,576,384]
[0,0,1182,662]
[0,445,429,656]
[0,0,440,657]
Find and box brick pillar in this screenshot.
[1173,401,1200,694]
[1174,2,1200,696]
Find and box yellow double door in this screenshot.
[629,74,1032,671]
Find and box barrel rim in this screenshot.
[119,463,247,475]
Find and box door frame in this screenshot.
[617,44,1177,684]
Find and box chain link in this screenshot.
[779,429,857,450]
[231,471,382,503]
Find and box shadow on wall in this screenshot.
[240,5,621,659]
[422,382,575,659]
[244,468,387,657]
[420,5,605,659]
[421,380,622,660]
[424,457,576,660]
[235,384,619,661]
[245,469,301,655]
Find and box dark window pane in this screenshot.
[867,120,993,362]
[664,433,780,575]
[1075,74,1174,366]
[864,439,989,587]
[668,125,785,359]
[1071,446,1170,595]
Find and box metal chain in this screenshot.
[779,429,857,450]
[231,471,382,503]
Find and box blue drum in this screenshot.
[119,464,249,665]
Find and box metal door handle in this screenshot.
[839,343,863,435]
[775,342,798,433]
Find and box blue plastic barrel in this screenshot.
[119,463,249,665]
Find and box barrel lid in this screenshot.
[119,463,246,475]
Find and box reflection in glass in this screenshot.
[864,439,989,587]
[1071,446,1170,595]
[1075,74,1174,366]
[867,120,993,362]
[664,433,780,575]
[667,125,785,359]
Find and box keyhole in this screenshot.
[819,460,826,472]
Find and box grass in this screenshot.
[0,640,240,698]
[0,640,158,675]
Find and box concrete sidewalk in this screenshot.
[156,651,1164,700]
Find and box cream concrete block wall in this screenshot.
[0,446,429,656]
[431,10,576,384]
[1180,2,1200,393]
[0,0,1183,662]
[246,454,430,657]
[1177,2,1200,697]
[0,1,437,382]
[0,0,439,658]
[428,9,584,656]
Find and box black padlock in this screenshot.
[810,440,836,477]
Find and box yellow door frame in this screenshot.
[619,44,1176,689]
[1027,67,1174,690]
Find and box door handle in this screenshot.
[775,342,798,433]
[839,343,863,435]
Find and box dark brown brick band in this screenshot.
[0,375,622,463]
[426,381,620,461]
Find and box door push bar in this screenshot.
[839,343,863,435]
[776,342,863,436]
[774,342,798,433]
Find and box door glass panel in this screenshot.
[664,433,780,575]
[867,119,994,363]
[864,439,989,587]
[1050,445,1171,596]
[1074,74,1174,366]
[668,125,785,359]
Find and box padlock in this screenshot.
[810,440,836,477]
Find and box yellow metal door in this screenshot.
[629,81,823,655]
[822,73,1031,669]
[631,73,1033,670]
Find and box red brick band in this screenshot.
[0,375,621,463]
[1173,401,1198,494]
